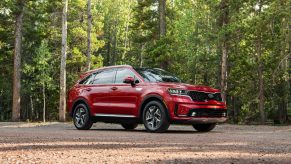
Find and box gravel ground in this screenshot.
[0,122,290,164]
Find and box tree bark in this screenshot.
[85,0,92,71]
[140,43,144,67]
[59,0,68,122]
[112,35,117,65]
[288,1,291,122]
[277,2,291,124]
[158,0,168,69]
[106,23,111,66]
[122,1,131,62]
[12,0,24,121]
[30,95,34,121]
[256,1,265,124]
[159,0,166,37]
[43,83,46,123]
[218,0,229,101]
[0,89,3,120]
[122,20,129,61]
[258,58,265,123]
[111,23,117,66]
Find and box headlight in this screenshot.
[168,88,188,95]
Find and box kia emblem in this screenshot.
[208,93,214,99]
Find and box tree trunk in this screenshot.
[220,43,228,101]
[36,100,39,120]
[158,0,167,70]
[111,28,117,65]
[159,0,166,37]
[122,22,129,62]
[59,0,68,122]
[231,96,238,123]
[85,0,92,71]
[288,1,291,122]
[43,83,46,123]
[277,3,291,124]
[256,1,265,124]
[258,59,265,123]
[106,24,111,66]
[0,89,3,121]
[30,95,34,121]
[12,0,24,121]
[140,43,144,67]
[122,1,131,62]
[218,0,229,101]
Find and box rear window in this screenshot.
[92,69,116,84]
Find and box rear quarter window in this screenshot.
[79,73,95,85]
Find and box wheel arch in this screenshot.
[139,95,170,121]
[70,98,90,117]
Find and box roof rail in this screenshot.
[85,65,132,73]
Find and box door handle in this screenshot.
[85,88,92,91]
[111,87,118,91]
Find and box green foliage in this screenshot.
[0,0,290,122]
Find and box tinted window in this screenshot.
[79,73,95,85]
[135,68,181,83]
[115,68,136,83]
[92,69,115,84]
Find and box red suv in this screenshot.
[68,65,227,132]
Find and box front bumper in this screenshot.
[170,116,227,124]
[166,95,227,124]
[190,117,227,123]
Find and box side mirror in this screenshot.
[123,76,135,85]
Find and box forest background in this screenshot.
[0,0,290,124]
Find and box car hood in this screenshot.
[152,82,220,93]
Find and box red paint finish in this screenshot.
[67,65,227,124]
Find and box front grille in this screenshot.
[188,91,222,102]
[188,108,226,117]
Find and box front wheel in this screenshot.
[192,123,216,132]
[143,101,170,133]
[73,103,93,130]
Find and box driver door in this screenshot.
[109,68,143,116]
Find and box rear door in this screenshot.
[88,68,117,115]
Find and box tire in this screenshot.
[121,123,138,130]
[192,123,216,132]
[73,103,93,130]
[142,101,170,133]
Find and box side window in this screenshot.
[92,69,116,84]
[79,73,95,85]
[115,68,136,84]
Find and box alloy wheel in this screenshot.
[145,105,162,130]
[74,107,87,128]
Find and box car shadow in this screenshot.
[88,128,200,134]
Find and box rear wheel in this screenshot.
[73,103,93,130]
[143,101,170,133]
[121,123,138,130]
[192,123,216,132]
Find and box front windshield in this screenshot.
[135,68,181,83]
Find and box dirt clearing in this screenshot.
[0,122,290,163]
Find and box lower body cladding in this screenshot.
[170,103,227,124]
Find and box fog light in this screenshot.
[223,112,226,117]
[191,112,196,116]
